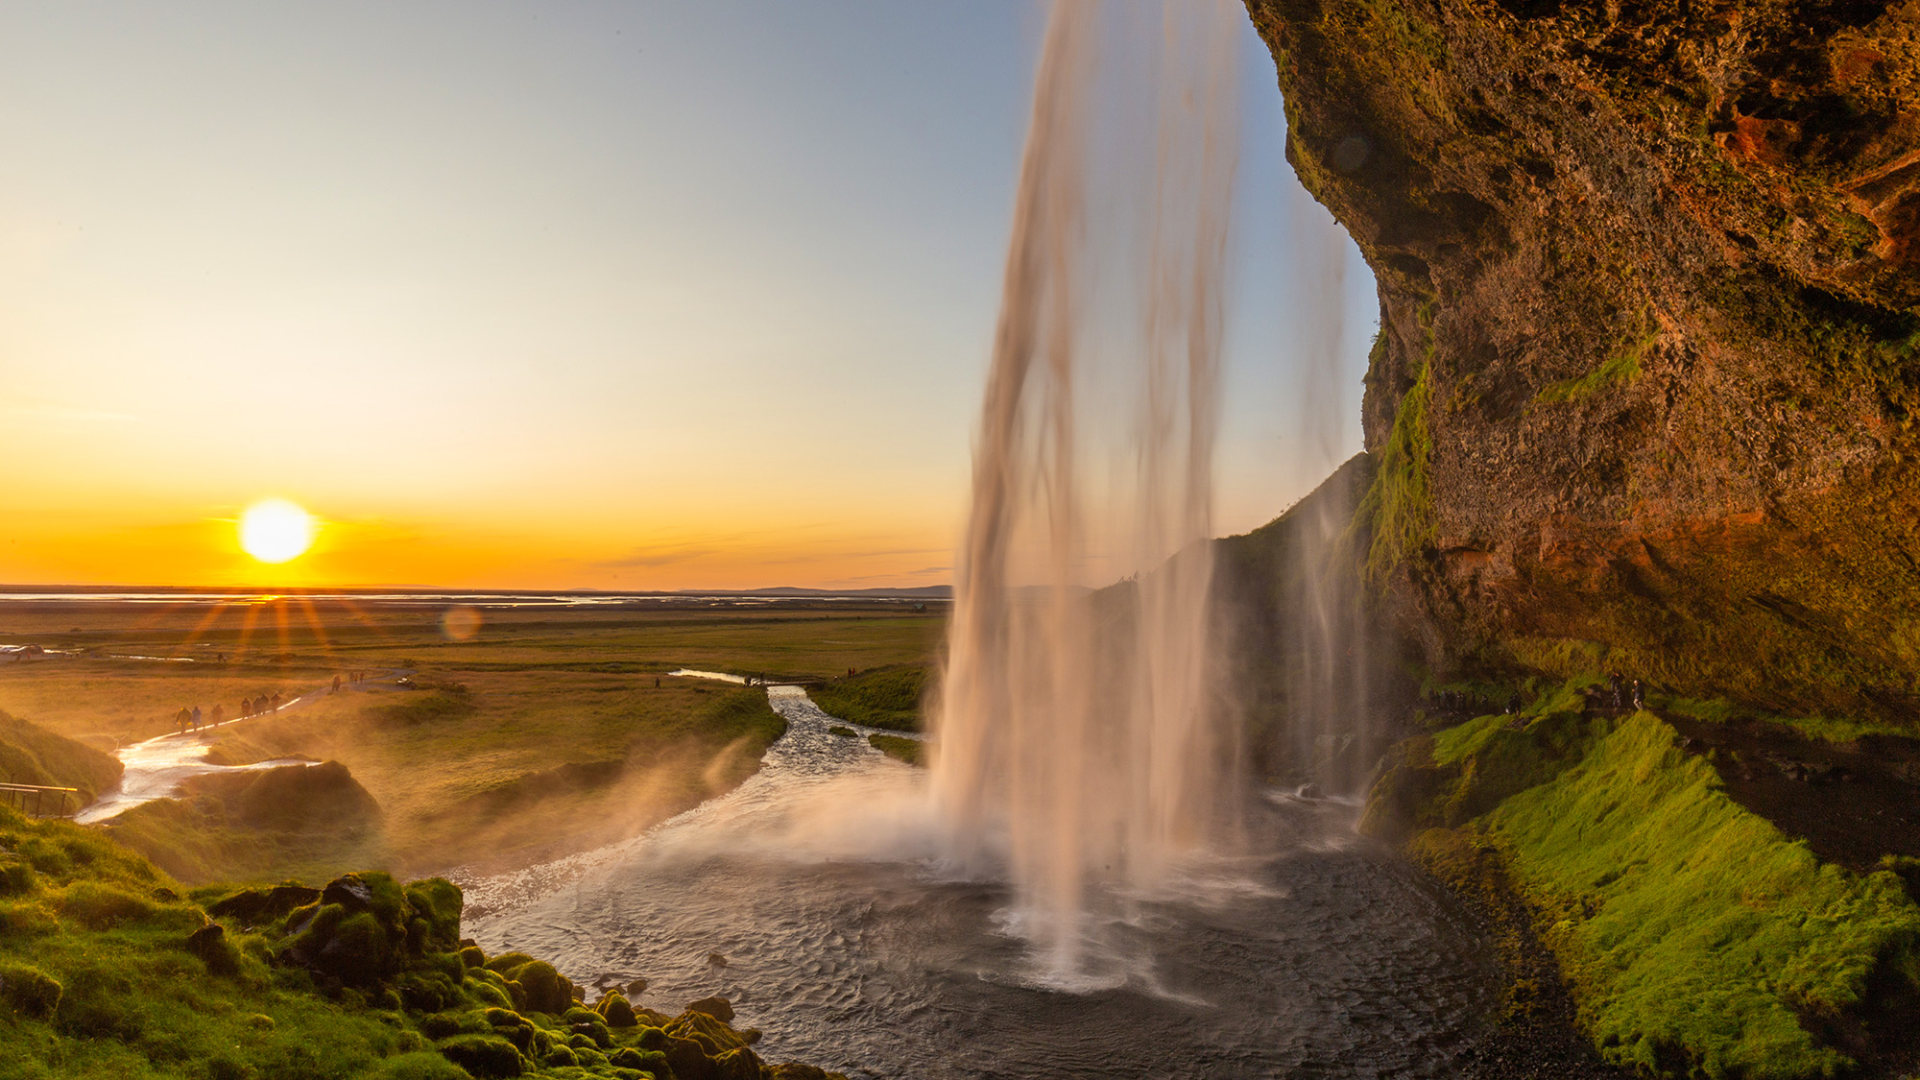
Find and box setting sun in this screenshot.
[238,498,315,563]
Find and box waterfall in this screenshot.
[930,0,1243,979]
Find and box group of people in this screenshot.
[332,670,373,692]
[1427,673,1648,720]
[1607,672,1646,711]
[240,691,285,718]
[172,690,286,734]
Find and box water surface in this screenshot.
[466,688,1498,1079]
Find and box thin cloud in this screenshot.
[596,546,720,569]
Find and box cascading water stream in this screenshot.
[930,0,1246,980]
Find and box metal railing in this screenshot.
[0,783,80,818]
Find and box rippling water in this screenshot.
[463,688,1498,1079]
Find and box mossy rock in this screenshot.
[205,883,320,926]
[396,970,462,1012]
[187,921,243,976]
[419,1012,490,1041]
[541,1044,580,1068]
[466,978,513,1011]
[710,1046,770,1080]
[608,1047,667,1071]
[373,1051,473,1080]
[682,995,734,1023]
[0,962,61,1019]
[482,1007,537,1052]
[404,878,464,951]
[485,956,572,1014]
[436,1034,525,1078]
[595,991,637,1028]
[458,945,486,969]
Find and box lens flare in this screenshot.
[238,499,315,563]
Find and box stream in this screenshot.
[463,685,1500,1079]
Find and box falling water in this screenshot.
[1280,177,1375,796]
[930,0,1244,979]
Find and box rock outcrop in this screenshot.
[1247,0,1920,725]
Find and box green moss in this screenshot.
[1534,317,1657,405]
[1356,357,1434,584]
[1477,713,1920,1077]
[1659,696,1917,744]
[0,961,63,1018]
[436,1033,525,1078]
[373,1051,473,1080]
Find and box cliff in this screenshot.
[1246,0,1920,726]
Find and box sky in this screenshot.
[0,1,1377,591]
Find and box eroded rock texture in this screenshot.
[1247,0,1920,721]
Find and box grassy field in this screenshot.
[807,664,930,732]
[0,598,944,880]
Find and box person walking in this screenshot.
[176,706,191,734]
[332,674,342,693]
[191,705,202,732]
[210,703,225,726]
[241,696,253,718]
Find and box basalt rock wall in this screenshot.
[1246,0,1920,723]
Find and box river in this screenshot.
[462,685,1499,1079]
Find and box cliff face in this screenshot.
[1246,0,1920,724]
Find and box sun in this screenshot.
[238,499,315,563]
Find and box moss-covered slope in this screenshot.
[1246,0,1920,726]
[1370,701,1920,1078]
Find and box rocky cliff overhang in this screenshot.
[1247,0,1920,723]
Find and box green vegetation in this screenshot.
[825,726,856,739]
[105,762,388,886]
[204,685,785,877]
[1533,318,1656,406]
[1355,356,1433,584]
[865,735,924,767]
[0,710,121,807]
[808,665,929,732]
[1656,695,1917,745]
[0,803,841,1079]
[1485,714,1919,1077]
[1375,707,1920,1078]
